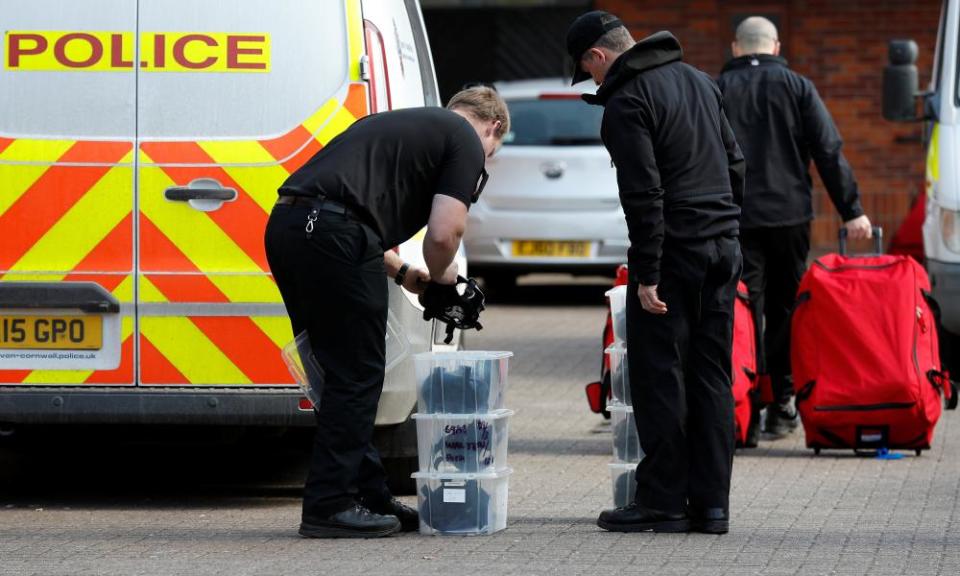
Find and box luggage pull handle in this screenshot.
[838,226,884,256]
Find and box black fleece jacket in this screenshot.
[585,32,745,286]
[717,54,863,229]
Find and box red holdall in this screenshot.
[732,281,758,446]
[585,265,629,415]
[791,230,954,454]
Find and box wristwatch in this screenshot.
[395,262,410,286]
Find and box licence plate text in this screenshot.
[0,315,102,350]
[512,241,591,258]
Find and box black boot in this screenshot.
[299,504,400,539]
[597,503,690,533]
[360,495,419,533]
[689,507,729,534]
[762,401,799,438]
[742,395,761,448]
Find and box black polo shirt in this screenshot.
[278,107,485,248]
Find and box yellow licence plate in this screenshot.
[0,315,102,350]
[512,241,591,258]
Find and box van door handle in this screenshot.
[164,186,236,202]
[163,178,237,211]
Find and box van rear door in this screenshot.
[135,0,368,386]
[0,1,136,385]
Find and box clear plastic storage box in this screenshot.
[609,404,644,462]
[280,331,325,409]
[609,462,637,508]
[606,343,630,406]
[282,310,409,409]
[412,409,513,474]
[412,468,512,536]
[415,351,512,414]
[383,308,411,374]
[606,285,627,347]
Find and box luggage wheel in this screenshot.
[813,447,821,456]
[915,449,923,456]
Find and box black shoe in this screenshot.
[762,402,799,438]
[597,503,690,533]
[742,396,762,448]
[361,496,419,533]
[299,504,400,539]
[742,411,761,448]
[689,508,729,534]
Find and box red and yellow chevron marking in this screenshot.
[1,71,368,386]
[133,82,366,385]
[0,141,134,275]
[138,276,293,385]
[0,136,135,385]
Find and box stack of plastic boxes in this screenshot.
[411,351,514,535]
[606,286,645,508]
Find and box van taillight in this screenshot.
[364,21,391,113]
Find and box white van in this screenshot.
[883,0,960,373]
[0,0,451,486]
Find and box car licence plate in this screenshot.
[0,315,103,350]
[511,240,592,258]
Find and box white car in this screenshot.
[463,78,628,288]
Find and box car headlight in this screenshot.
[941,206,960,254]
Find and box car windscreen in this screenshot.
[502,98,603,146]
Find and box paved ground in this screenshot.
[1,278,959,576]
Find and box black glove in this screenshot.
[419,276,485,344]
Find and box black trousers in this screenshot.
[739,223,811,405]
[264,203,392,519]
[627,236,741,513]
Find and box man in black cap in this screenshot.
[265,87,509,538]
[567,11,745,534]
[718,16,872,440]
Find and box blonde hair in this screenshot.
[446,86,511,140]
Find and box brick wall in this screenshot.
[595,0,941,252]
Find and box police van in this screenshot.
[0,0,450,485]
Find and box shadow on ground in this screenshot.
[0,425,311,506]
[737,445,927,460]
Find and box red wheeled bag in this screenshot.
[791,228,957,454]
[732,282,759,446]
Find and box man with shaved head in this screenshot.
[718,17,872,441]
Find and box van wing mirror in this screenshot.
[883,39,921,122]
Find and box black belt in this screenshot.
[276,195,350,216]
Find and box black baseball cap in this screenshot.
[566,10,625,85]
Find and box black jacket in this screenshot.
[717,54,863,229]
[585,32,745,286]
